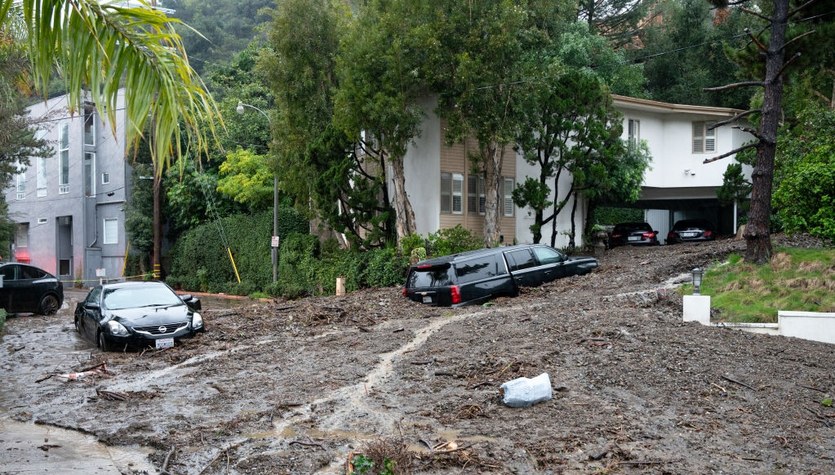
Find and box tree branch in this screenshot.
[789,0,819,19]
[703,142,758,164]
[704,81,763,92]
[732,125,764,141]
[781,30,815,52]
[776,52,801,79]
[741,25,768,51]
[709,109,761,129]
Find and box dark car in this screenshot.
[667,219,716,244]
[403,244,598,307]
[74,281,204,351]
[0,263,64,315]
[609,222,660,247]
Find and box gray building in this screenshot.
[6,90,131,284]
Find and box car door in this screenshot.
[531,246,567,282]
[16,265,44,311]
[0,265,16,312]
[504,248,543,287]
[78,287,103,341]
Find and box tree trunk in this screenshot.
[568,192,578,251]
[390,157,416,243]
[483,142,503,247]
[744,0,789,264]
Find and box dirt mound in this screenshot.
[2,236,833,474]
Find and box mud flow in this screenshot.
[2,235,834,474]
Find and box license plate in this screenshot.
[681,232,697,238]
[422,296,432,304]
[155,338,174,349]
[628,236,640,241]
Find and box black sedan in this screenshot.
[609,222,660,247]
[0,263,63,315]
[74,281,204,351]
[666,219,716,244]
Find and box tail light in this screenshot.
[450,285,461,305]
[402,287,408,297]
[642,232,654,238]
[611,233,622,239]
[704,230,713,238]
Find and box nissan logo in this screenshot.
[158,326,167,333]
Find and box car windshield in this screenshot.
[103,285,183,310]
[615,223,650,233]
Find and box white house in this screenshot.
[400,95,753,248]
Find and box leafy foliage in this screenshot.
[168,209,308,292]
[773,105,835,243]
[217,147,273,210]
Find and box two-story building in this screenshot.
[6,91,131,283]
[400,95,753,247]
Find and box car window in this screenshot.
[532,247,563,265]
[19,266,46,279]
[505,249,536,271]
[0,265,16,281]
[455,256,506,284]
[103,285,183,310]
[86,287,102,305]
[408,267,453,287]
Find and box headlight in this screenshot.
[192,312,204,330]
[106,320,129,336]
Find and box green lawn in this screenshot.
[696,247,835,323]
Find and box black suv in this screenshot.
[403,244,598,307]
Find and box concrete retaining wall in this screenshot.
[778,311,835,345]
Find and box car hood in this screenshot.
[108,305,192,326]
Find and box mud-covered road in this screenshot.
[2,236,834,474]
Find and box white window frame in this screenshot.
[502,177,515,217]
[101,172,110,185]
[15,173,25,200]
[628,119,640,145]
[451,173,463,214]
[84,152,96,197]
[37,157,47,197]
[58,121,70,194]
[103,218,118,244]
[692,121,716,153]
[83,104,96,146]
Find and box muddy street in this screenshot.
[2,237,834,474]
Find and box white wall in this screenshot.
[401,96,441,236]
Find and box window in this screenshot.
[501,177,514,217]
[532,246,563,265]
[15,224,29,248]
[84,152,96,197]
[101,172,110,185]
[440,172,464,214]
[467,174,486,215]
[103,218,118,244]
[506,249,536,271]
[628,119,640,145]
[37,218,48,225]
[37,157,47,197]
[58,121,69,194]
[692,121,716,153]
[16,174,25,200]
[83,104,96,146]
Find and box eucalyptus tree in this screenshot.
[1,0,221,177]
[333,0,429,242]
[428,0,575,248]
[576,0,653,46]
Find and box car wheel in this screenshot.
[38,294,60,316]
[74,317,81,333]
[97,331,111,352]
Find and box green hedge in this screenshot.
[167,208,308,293]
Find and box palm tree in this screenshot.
[0,0,221,174]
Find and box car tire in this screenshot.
[97,331,111,352]
[38,294,60,316]
[74,317,81,333]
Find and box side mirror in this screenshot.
[85,302,100,310]
[179,294,201,311]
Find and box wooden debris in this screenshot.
[721,375,756,391]
[96,389,130,401]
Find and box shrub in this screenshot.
[427,225,482,257]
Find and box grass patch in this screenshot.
[698,247,835,323]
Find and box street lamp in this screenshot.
[691,267,703,295]
[236,101,279,284]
